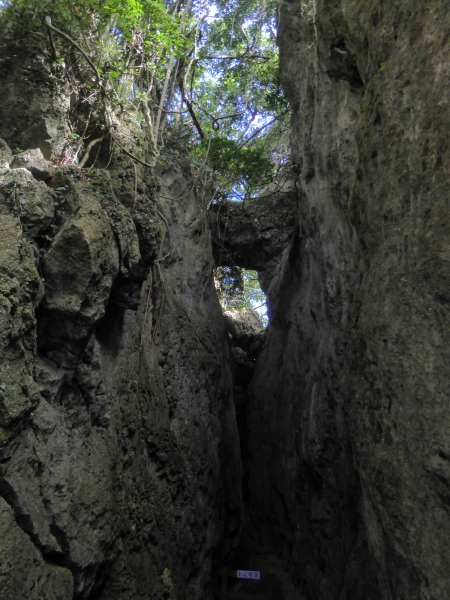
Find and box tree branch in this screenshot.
[45,16,102,87]
[194,54,270,62]
[78,136,104,168]
[183,94,205,139]
[238,110,289,149]
[193,102,242,129]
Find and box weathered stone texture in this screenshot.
[240,1,450,599]
[2,3,450,599]
[212,190,298,293]
[0,495,74,600]
[0,127,241,598]
[345,2,450,598]
[0,43,70,160]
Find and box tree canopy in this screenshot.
[1,0,289,189]
[0,0,290,320]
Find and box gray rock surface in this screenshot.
[0,42,69,160]
[211,190,298,292]
[11,148,55,180]
[0,125,242,600]
[0,496,74,600]
[0,138,12,168]
[2,3,450,600]
[0,167,56,237]
[239,1,450,599]
[224,309,264,350]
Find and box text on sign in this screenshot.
[236,570,260,580]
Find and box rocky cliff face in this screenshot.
[0,42,242,600]
[241,1,450,599]
[2,3,450,599]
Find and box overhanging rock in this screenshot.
[210,190,298,292]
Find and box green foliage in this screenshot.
[1,0,290,198]
[216,266,267,324]
[194,136,273,195]
[1,0,286,323]
[216,266,245,305]
[0,0,190,166]
[183,0,290,201]
[210,138,272,185]
[1,0,180,50]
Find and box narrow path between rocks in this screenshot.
[224,552,305,600]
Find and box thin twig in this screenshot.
[153,209,170,264]
[193,102,242,129]
[141,102,158,156]
[156,209,169,232]
[153,251,171,263]
[238,110,289,149]
[194,54,270,61]
[151,104,189,115]
[101,137,115,170]
[154,56,175,142]
[46,25,57,60]
[236,111,257,144]
[73,106,94,163]
[182,93,204,139]
[167,0,183,15]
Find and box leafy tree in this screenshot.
[216,266,267,324]
[1,0,287,320]
[180,0,291,201]
[0,0,289,179]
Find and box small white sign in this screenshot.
[237,570,260,580]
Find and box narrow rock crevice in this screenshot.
[1,4,450,599]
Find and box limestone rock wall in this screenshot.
[211,190,298,292]
[0,40,241,600]
[345,3,450,597]
[2,5,450,600]
[242,1,450,599]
